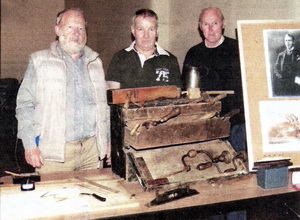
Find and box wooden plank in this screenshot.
[0,180,138,220]
[0,169,298,219]
[125,117,230,149]
[107,86,181,104]
[123,101,221,121]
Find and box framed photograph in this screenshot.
[263,29,300,97]
[237,20,300,171]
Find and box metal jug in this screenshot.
[185,66,201,89]
[185,65,208,89]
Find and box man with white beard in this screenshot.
[16,8,111,173]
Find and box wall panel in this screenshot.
[1,0,299,80]
[1,0,64,80]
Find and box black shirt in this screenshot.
[183,37,244,125]
[106,49,182,89]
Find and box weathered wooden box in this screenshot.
[124,140,247,190]
[110,98,239,185]
[112,98,230,147]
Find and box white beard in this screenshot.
[59,35,86,55]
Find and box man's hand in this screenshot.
[25,148,44,168]
[106,156,111,166]
[295,76,300,85]
[106,143,111,166]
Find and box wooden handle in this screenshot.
[160,107,181,123]
[210,93,227,104]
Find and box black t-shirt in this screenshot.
[183,37,244,125]
[106,49,182,89]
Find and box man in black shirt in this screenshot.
[106,9,182,89]
[183,7,245,151]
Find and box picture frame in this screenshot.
[237,20,300,171]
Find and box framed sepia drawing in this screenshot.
[237,20,300,171]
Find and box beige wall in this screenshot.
[155,0,300,70]
[78,0,152,72]
[1,0,64,79]
[1,0,300,80]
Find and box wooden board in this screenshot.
[125,117,230,149]
[237,20,300,171]
[0,169,297,219]
[122,99,221,120]
[0,179,139,220]
[107,86,181,104]
[118,100,229,149]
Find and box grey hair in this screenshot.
[56,8,87,26]
[199,7,224,23]
[132,8,158,27]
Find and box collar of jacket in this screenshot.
[49,41,99,62]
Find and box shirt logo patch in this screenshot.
[156,68,170,82]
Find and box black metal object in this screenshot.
[146,185,199,207]
[110,104,126,178]
[0,78,19,140]
[80,193,106,202]
[0,78,34,176]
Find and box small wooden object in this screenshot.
[187,88,201,99]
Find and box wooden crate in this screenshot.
[110,98,232,180]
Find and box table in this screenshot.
[0,169,299,219]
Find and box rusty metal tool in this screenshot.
[142,107,181,129]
